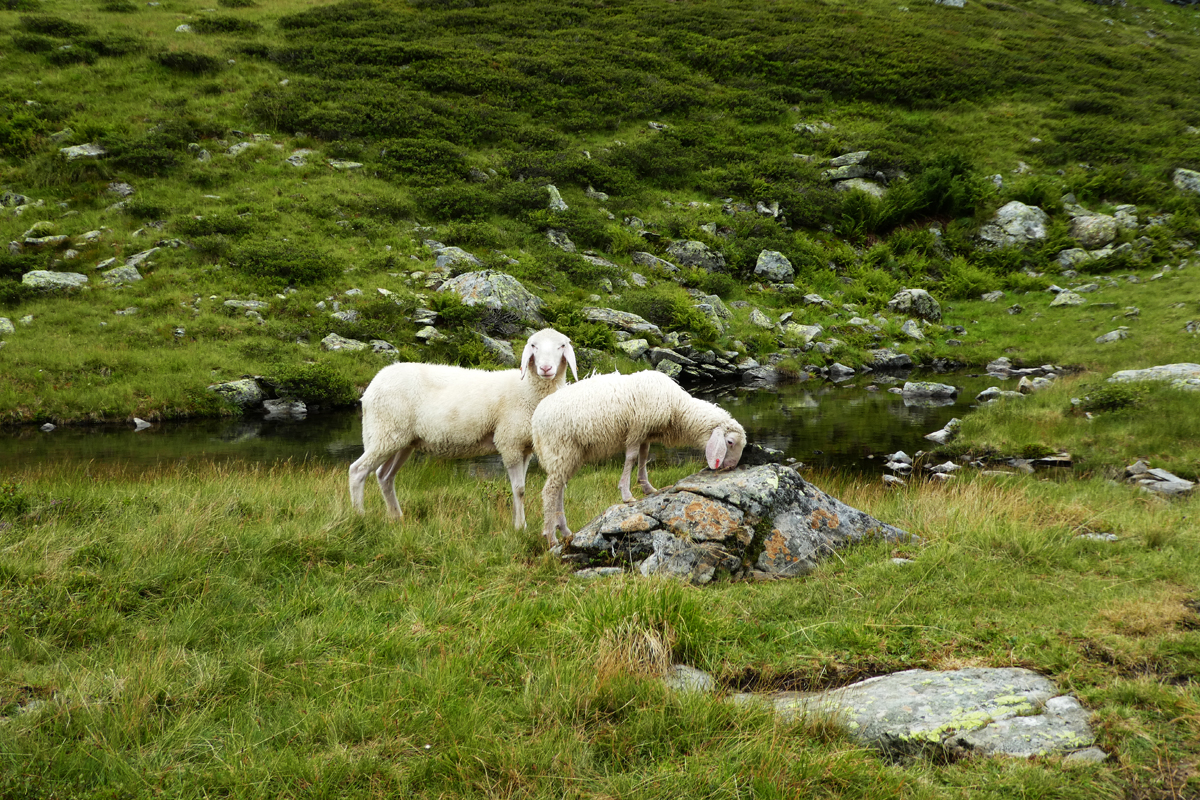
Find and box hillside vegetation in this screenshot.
[2,0,1200,432]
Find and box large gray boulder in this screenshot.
[1173,168,1200,195]
[632,252,679,273]
[207,378,266,409]
[978,201,1050,248]
[1068,214,1118,249]
[1108,363,1200,391]
[439,270,546,325]
[753,250,794,282]
[886,288,942,322]
[565,464,913,584]
[734,668,1100,761]
[431,245,484,272]
[665,240,726,272]
[22,270,88,291]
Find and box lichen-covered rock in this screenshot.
[616,338,650,359]
[632,251,679,273]
[870,348,914,371]
[0,317,14,335]
[887,288,942,322]
[566,464,913,584]
[902,381,958,399]
[754,250,794,282]
[477,332,516,366]
[22,270,88,291]
[1173,168,1200,195]
[321,333,368,351]
[1050,291,1085,307]
[782,322,823,345]
[582,307,663,337]
[432,245,483,272]
[439,270,546,325]
[101,266,143,285]
[978,201,1049,248]
[1069,214,1118,249]
[207,378,266,409]
[665,240,726,273]
[736,668,1099,761]
[1109,363,1200,390]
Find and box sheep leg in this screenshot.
[617,444,642,503]
[505,450,534,530]
[541,477,571,548]
[636,442,657,495]
[349,451,391,515]
[375,447,413,519]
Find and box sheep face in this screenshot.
[705,425,747,471]
[520,329,579,382]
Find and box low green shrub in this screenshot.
[190,15,262,35]
[175,213,254,238]
[153,50,223,74]
[99,0,138,11]
[1074,382,1148,414]
[378,138,468,186]
[227,240,341,286]
[18,13,93,37]
[427,292,483,331]
[417,183,494,222]
[274,361,359,408]
[623,285,718,342]
[0,482,32,520]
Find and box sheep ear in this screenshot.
[705,427,728,470]
[519,339,536,380]
[563,341,579,382]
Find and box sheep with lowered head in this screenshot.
[349,327,577,529]
[532,369,746,547]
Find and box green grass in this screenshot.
[0,460,1196,798]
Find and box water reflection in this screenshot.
[2,372,999,476]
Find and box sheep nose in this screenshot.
[539,365,554,376]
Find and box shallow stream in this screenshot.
[2,371,1002,476]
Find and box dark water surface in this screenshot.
[2,372,1000,476]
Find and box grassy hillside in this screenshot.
[3,0,1200,427]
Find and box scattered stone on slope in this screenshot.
[754,250,794,282]
[22,270,88,291]
[321,333,368,351]
[665,240,726,272]
[1050,291,1086,307]
[1068,214,1118,249]
[582,307,663,337]
[1124,460,1196,496]
[887,288,942,322]
[565,464,914,584]
[978,201,1049,248]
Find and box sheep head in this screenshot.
[705,423,746,471]
[520,328,578,382]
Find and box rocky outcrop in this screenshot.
[439,270,546,325]
[582,307,662,338]
[564,464,913,584]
